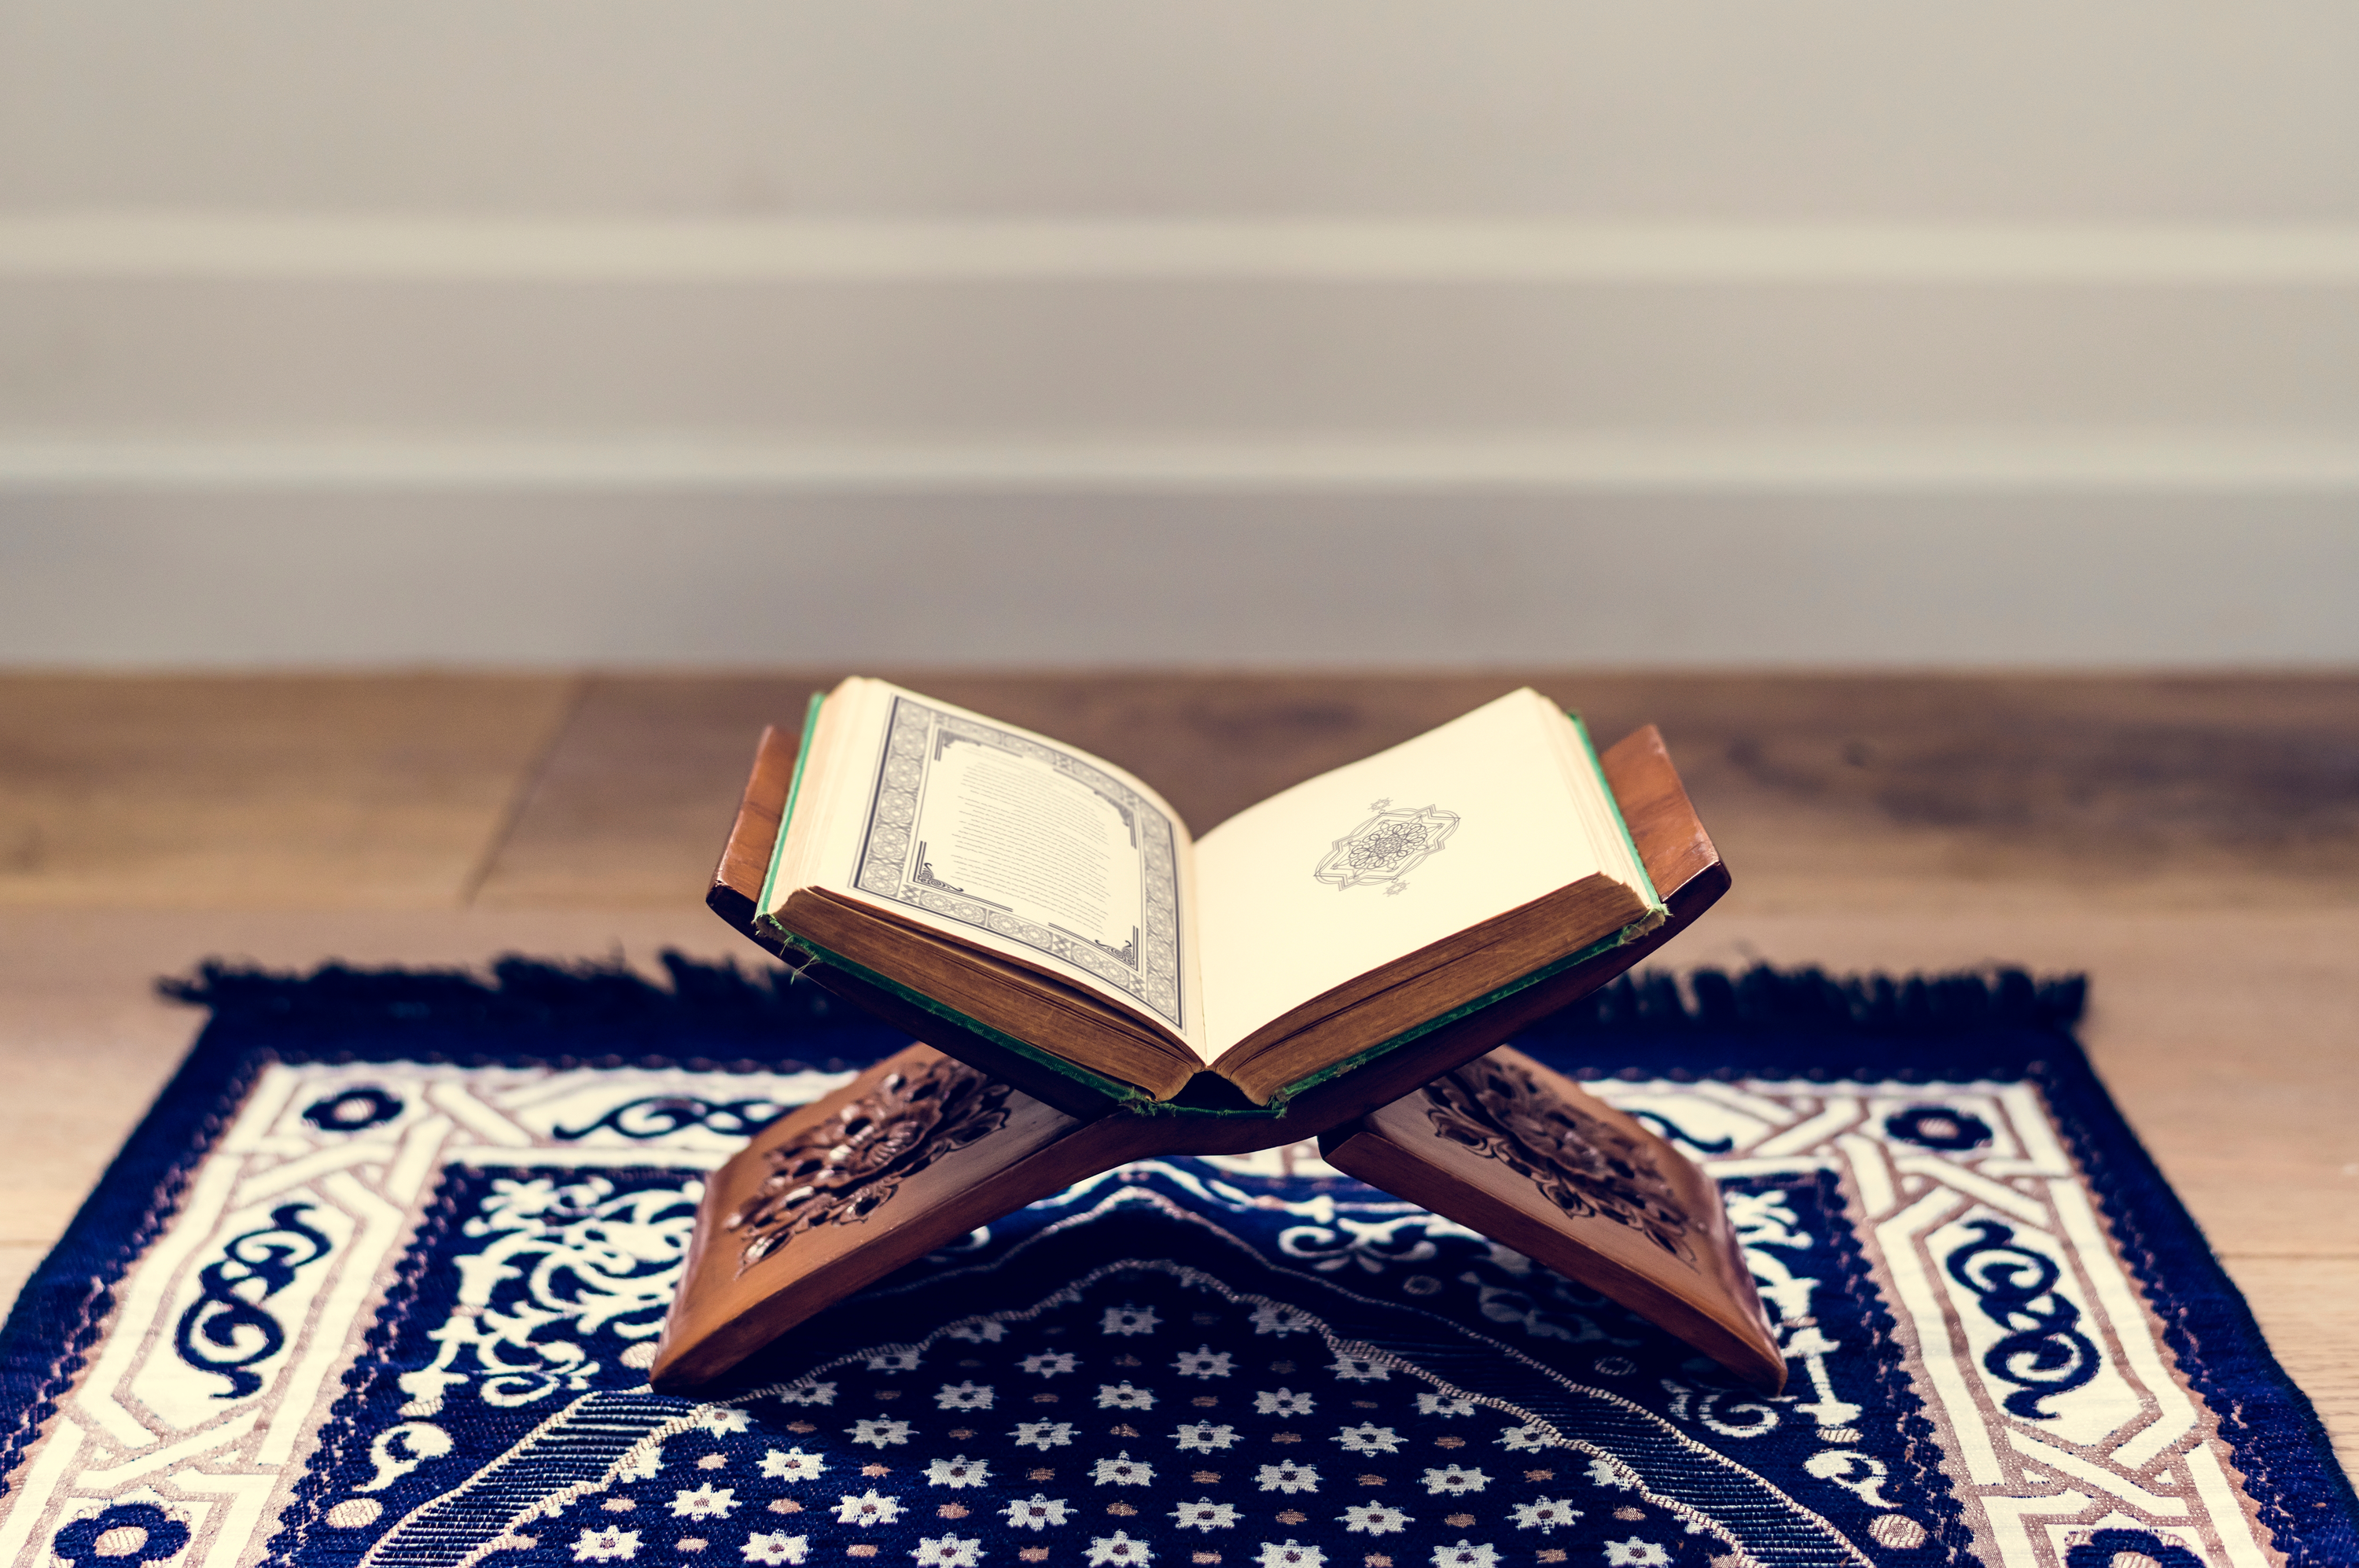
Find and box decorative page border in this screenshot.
[850,696,1184,1031]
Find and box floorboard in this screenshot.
[477,671,2359,914]
[0,674,580,907]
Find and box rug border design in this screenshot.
[1,959,2352,1568]
[2036,1051,2353,1559]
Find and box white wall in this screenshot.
[2,2,2355,666]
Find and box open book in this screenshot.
[756,679,1667,1110]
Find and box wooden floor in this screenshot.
[3,671,2355,1476]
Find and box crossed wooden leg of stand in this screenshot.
[650,1044,1783,1396]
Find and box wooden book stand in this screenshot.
[651,724,1779,1396]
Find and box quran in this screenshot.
[661,685,1768,1393]
[752,678,1667,1112]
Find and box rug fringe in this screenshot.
[1562,964,2085,1035]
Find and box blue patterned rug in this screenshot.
[2,961,2351,1568]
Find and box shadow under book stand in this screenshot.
[651,723,1779,1397]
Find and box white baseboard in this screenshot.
[5,267,2356,438]
[10,215,2359,285]
[4,499,2354,668]
[6,432,2359,495]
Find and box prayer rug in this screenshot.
[2,961,2352,1568]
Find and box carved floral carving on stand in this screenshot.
[727,1057,1012,1270]
[1422,1057,1695,1261]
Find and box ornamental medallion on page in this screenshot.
[1313,799,1460,895]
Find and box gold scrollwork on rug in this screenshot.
[727,1057,1011,1271]
[1423,1058,1695,1261]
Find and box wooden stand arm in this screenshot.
[705,722,799,943]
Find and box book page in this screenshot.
[775,679,1205,1052]
[1191,689,1614,1055]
